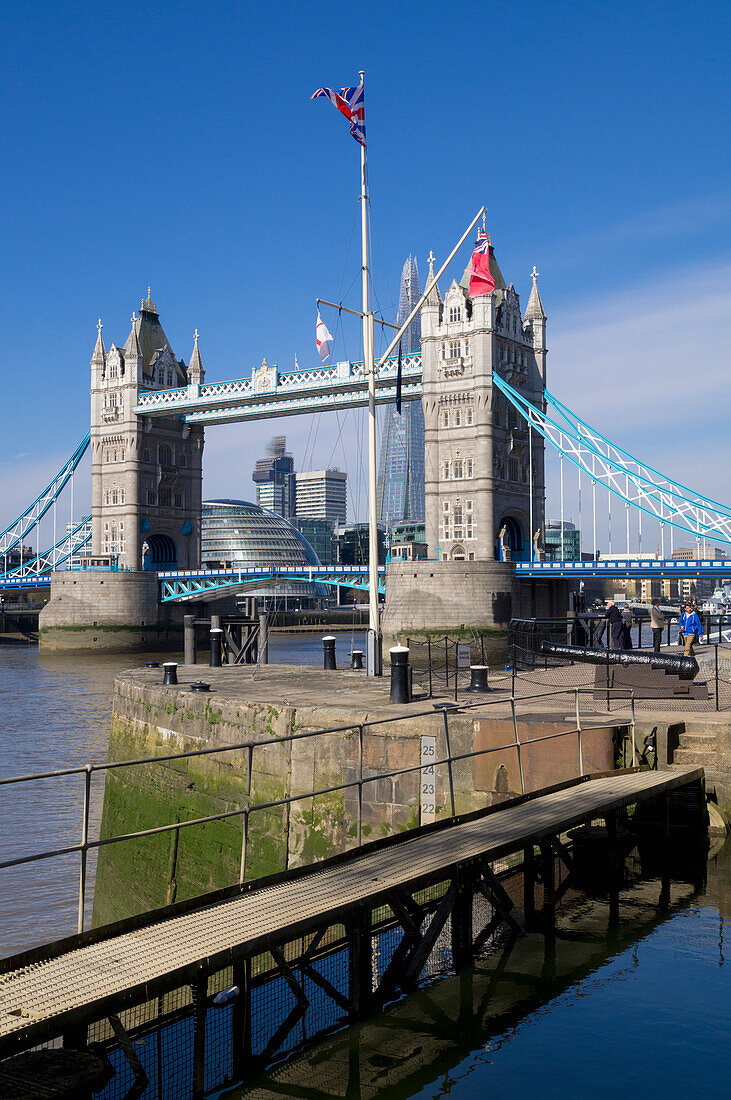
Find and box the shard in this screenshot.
[377,255,425,530]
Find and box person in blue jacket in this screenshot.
[679,602,704,656]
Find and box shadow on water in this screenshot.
[87,839,729,1100]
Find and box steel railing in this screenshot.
[0,685,635,939]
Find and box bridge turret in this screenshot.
[90,319,106,384]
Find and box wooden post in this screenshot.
[348,906,372,1020]
[540,841,556,945]
[231,959,247,1083]
[523,843,537,928]
[191,973,207,1100]
[451,867,474,971]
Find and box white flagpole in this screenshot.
[359,71,380,674]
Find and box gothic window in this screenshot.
[454,409,462,427]
[441,409,449,428]
[147,489,156,506]
[443,500,450,512]
[521,464,528,484]
[509,457,519,481]
[465,458,474,478]
[468,552,475,560]
[120,489,125,504]
[159,487,172,507]
[111,489,118,505]
[441,461,450,480]
[109,361,117,379]
[158,444,173,466]
[142,449,150,462]
[448,305,462,323]
[449,340,460,359]
[466,407,474,426]
[167,372,173,387]
[453,504,463,540]
[452,544,466,561]
[453,458,463,479]
[441,343,447,360]
[174,492,183,508]
[463,339,470,357]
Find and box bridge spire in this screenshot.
[90,318,106,366]
[188,328,204,385]
[524,264,546,322]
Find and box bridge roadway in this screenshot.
[0,765,703,1062]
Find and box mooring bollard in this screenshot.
[389,646,411,704]
[209,628,223,668]
[162,662,178,686]
[466,665,491,693]
[323,636,337,670]
[145,660,160,669]
[351,650,364,670]
[190,681,211,693]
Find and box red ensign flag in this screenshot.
[469,231,495,298]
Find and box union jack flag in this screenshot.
[311,84,366,147]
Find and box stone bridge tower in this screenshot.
[89,293,204,571]
[382,235,556,642]
[420,241,547,563]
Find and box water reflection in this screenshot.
[219,844,728,1100]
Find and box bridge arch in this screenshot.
[496,515,529,562]
[142,533,178,571]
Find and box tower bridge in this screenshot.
[3,237,731,649]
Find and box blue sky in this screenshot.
[1,0,729,544]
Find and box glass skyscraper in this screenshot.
[377,255,425,530]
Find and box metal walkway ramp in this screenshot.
[0,766,705,1065]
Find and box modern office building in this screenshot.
[377,256,425,529]
[390,521,426,545]
[291,517,337,565]
[544,519,581,561]
[201,499,323,606]
[294,469,347,526]
[335,523,386,567]
[252,437,295,519]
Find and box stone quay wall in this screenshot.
[39,571,185,652]
[92,665,617,927]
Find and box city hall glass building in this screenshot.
[201,500,322,605]
[376,256,425,531]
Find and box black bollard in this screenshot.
[209,628,223,668]
[466,665,491,693]
[190,681,211,693]
[389,646,411,704]
[323,636,337,670]
[162,662,178,686]
[351,650,364,670]
[145,660,160,669]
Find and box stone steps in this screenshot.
[672,747,717,767]
[677,733,717,750]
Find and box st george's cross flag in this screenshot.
[294,354,300,371]
[469,230,495,298]
[310,85,366,146]
[316,311,334,361]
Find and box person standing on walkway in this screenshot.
[621,604,633,650]
[679,602,704,656]
[605,601,623,649]
[650,598,665,653]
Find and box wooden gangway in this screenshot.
[0,765,706,1079]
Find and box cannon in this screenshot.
[539,641,699,680]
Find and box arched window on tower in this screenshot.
[448,305,462,323]
[158,443,173,466]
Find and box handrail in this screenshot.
[0,683,635,939]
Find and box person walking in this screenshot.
[650,598,665,653]
[679,602,704,656]
[621,604,633,650]
[605,601,623,649]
